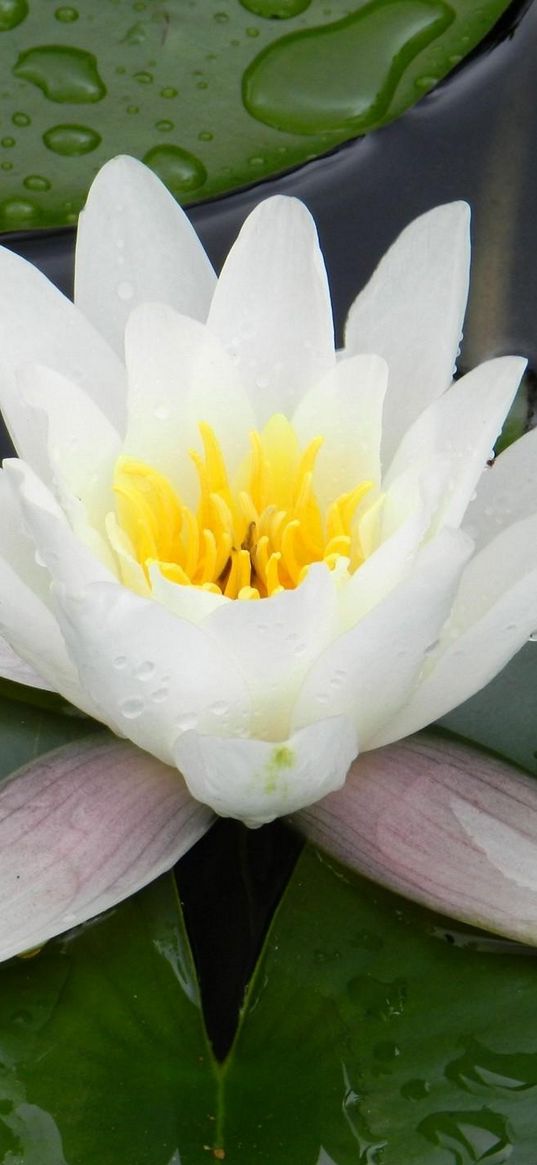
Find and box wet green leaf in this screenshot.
[222,844,537,1162]
[0,0,515,229]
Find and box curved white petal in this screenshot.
[345,202,470,463]
[386,357,526,528]
[295,734,537,945]
[174,715,357,827]
[465,423,537,551]
[204,564,338,739]
[75,155,216,355]
[292,353,387,509]
[294,529,472,745]
[0,635,54,690]
[207,196,335,422]
[15,363,120,534]
[123,303,255,503]
[0,245,125,434]
[339,497,432,629]
[371,512,537,746]
[0,736,213,962]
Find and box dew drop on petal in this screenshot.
[133,660,155,681]
[120,697,145,719]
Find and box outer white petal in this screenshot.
[464,423,537,551]
[14,365,120,573]
[174,715,357,827]
[295,734,537,945]
[0,736,213,962]
[292,353,387,509]
[123,303,255,503]
[0,244,125,433]
[4,461,252,753]
[207,196,335,422]
[345,202,470,463]
[385,357,526,528]
[204,564,338,740]
[0,471,90,703]
[339,498,432,629]
[0,634,55,691]
[75,155,216,355]
[372,512,537,746]
[293,530,473,746]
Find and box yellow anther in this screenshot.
[111,419,374,602]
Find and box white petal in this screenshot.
[75,155,216,356]
[0,634,55,691]
[15,363,120,528]
[0,244,125,433]
[0,736,213,961]
[339,498,432,629]
[465,424,537,551]
[295,734,537,945]
[25,576,252,767]
[292,353,387,509]
[293,530,472,745]
[345,202,470,463]
[371,512,537,745]
[148,564,228,622]
[207,196,335,422]
[174,715,357,827]
[204,564,338,740]
[123,303,255,503]
[385,357,526,528]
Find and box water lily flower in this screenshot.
[0,155,536,958]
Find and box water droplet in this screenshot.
[43,124,101,155]
[126,104,139,114]
[116,280,134,301]
[446,1037,537,1093]
[133,660,155,681]
[134,70,153,84]
[213,11,229,22]
[55,5,78,20]
[243,1,451,134]
[374,1041,400,1061]
[12,111,30,126]
[176,712,197,732]
[240,0,311,14]
[198,130,213,141]
[348,974,407,1021]
[120,697,145,719]
[0,0,27,32]
[401,1078,430,1101]
[1,136,14,147]
[142,144,207,194]
[246,27,260,37]
[160,86,177,98]
[155,118,174,132]
[14,46,106,103]
[23,174,51,191]
[0,197,39,226]
[248,154,264,166]
[0,161,11,170]
[113,655,128,670]
[211,701,229,717]
[419,1108,513,1163]
[196,79,208,89]
[153,404,170,421]
[11,1009,32,1025]
[151,687,169,703]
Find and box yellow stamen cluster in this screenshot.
[113,415,371,600]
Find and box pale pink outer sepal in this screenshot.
[0,736,213,961]
[294,733,537,945]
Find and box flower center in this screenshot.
[112,414,372,600]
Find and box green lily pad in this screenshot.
[0,0,515,230]
[221,844,537,1162]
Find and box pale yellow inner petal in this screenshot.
[112,414,372,600]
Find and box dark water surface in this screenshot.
[0,0,535,1056]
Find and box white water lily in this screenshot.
[0,155,537,955]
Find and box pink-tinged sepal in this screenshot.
[295,733,537,945]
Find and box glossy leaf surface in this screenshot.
[0,0,515,230]
[222,844,537,1163]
